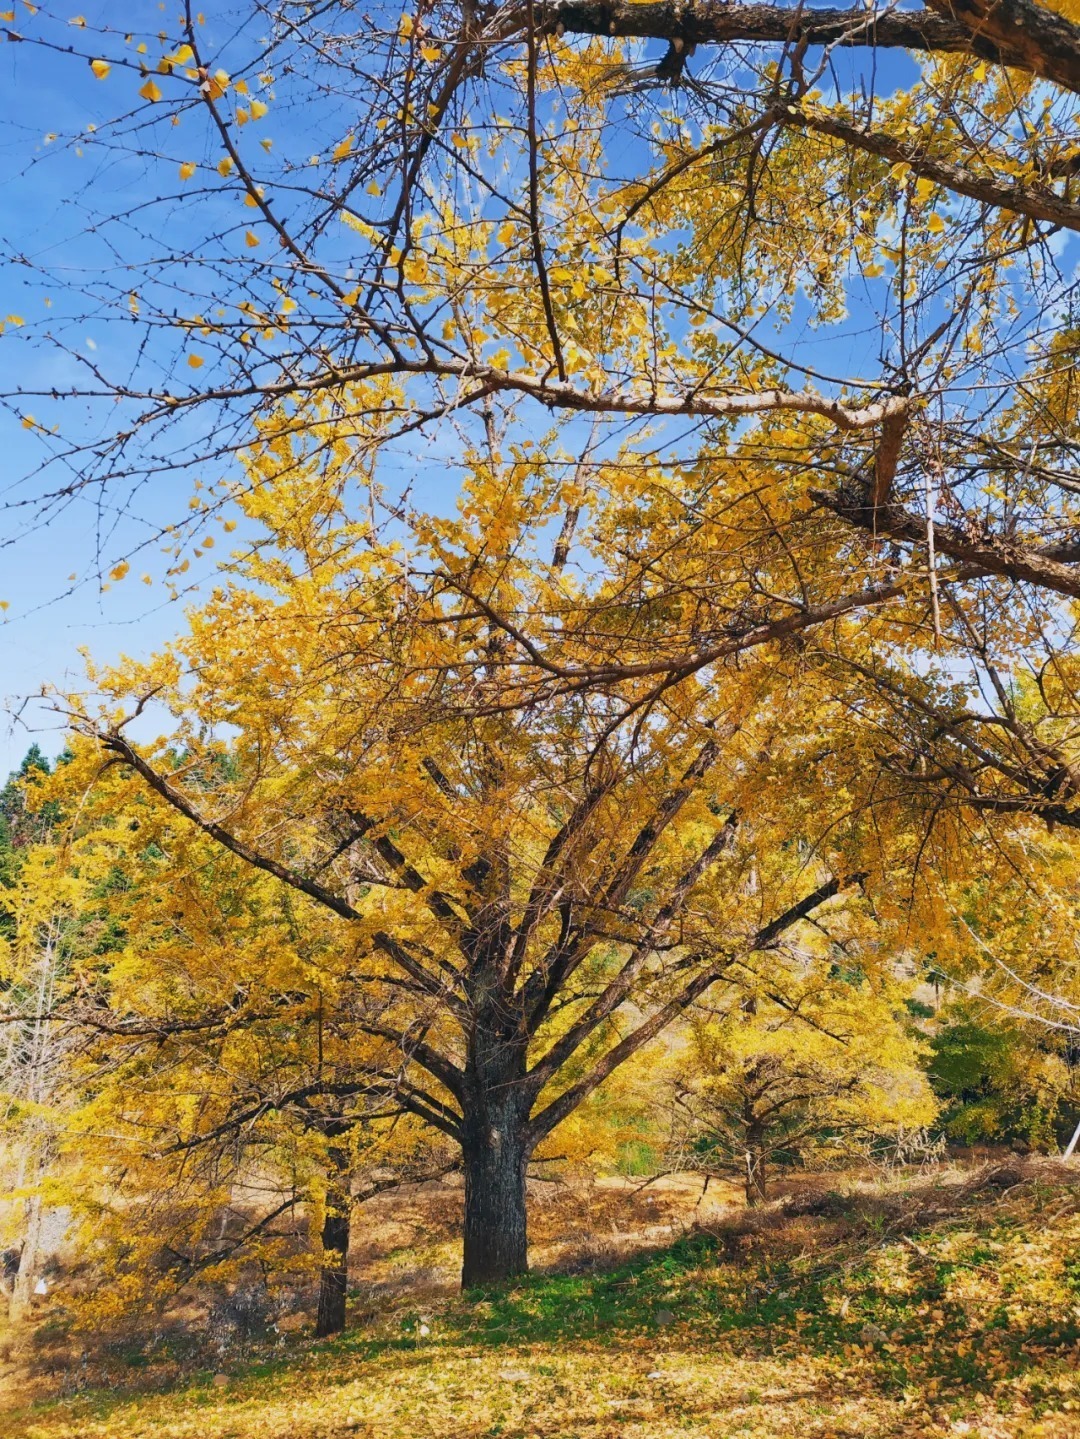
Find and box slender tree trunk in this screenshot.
[744,1117,767,1207]
[8,930,58,1322]
[314,1146,351,1338]
[9,1187,44,1323]
[460,1014,532,1288]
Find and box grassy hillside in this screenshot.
[7,1162,1080,1439]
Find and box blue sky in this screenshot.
[0,2,958,777]
[0,7,225,771]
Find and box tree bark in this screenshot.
[744,1120,768,1207]
[461,1110,530,1286]
[8,1188,43,1323]
[314,1147,351,1338]
[460,1013,532,1288]
[533,0,1080,93]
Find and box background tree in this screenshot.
[928,1001,1080,1152]
[36,778,457,1338]
[0,754,84,1322]
[660,975,936,1203]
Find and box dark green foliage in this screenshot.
[928,1010,1078,1150]
[0,745,57,938]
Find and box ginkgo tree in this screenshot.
[10,0,1080,1304]
[63,816,453,1338]
[45,397,918,1290]
[664,977,937,1204]
[5,0,1080,928]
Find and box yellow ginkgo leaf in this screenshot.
[90,58,111,79]
[927,211,946,234]
[110,561,130,582]
[420,43,440,62]
[250,99,268,120]
[217,156,234,177]
[235,106,249,125]
[139,78,162,102]
[245,230,260,247]
[332,134,355,162]
[179,161,197,180]
[223,519,237,532]
[187,353,204,368]
[206,68,230,99]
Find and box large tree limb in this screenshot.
[456,572,939,693]
[598,733,724,913]
[353,1017,467,1104]
[526,871,859,1143]
[527,0,1080,90]
[780,105,1080,233]
[927,0,1080,95]
[813,488,1080,598]
[99,729,361,921]
[533,3,978,58]
[128,357,909,432]
[526,816,738,1077]
[96,730,458,1003]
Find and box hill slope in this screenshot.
[8,1162,1080,1439]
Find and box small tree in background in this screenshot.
[0,766,83,1322]
[664,977,937,1204]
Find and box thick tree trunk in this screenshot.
[314,1148,351,1338]
[460,1008,532,1288]
[461,1110,530,1287]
